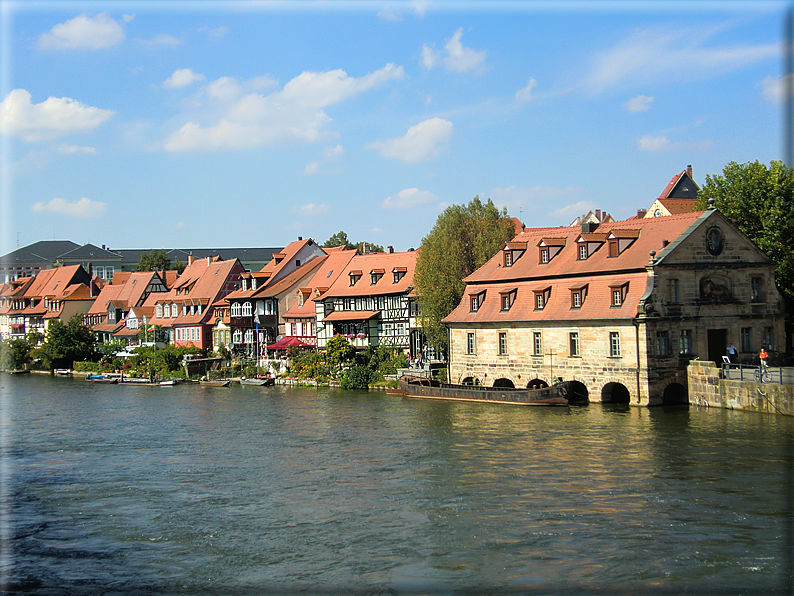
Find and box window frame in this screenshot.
[609,331,621,357]
[498,331,508,356]
[569,331,580,357]
[466,332,475,355]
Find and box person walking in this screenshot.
[759,346,769,368]
[727,343,738,363]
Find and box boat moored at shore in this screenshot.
[398,374,578,406]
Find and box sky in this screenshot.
[1,1,791,256]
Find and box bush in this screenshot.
[339,365,373,390]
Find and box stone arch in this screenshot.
[461,376,480,386]
[602,382,631,404]
[526,378,548,390]
[493,378,515,388]
[662,382,688,405]
[566,380,589,405]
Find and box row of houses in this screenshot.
[0,167,787,406]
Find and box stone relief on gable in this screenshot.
[699,274,732,301]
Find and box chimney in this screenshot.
[362,242,370,254]
[207,256,211,266]
[637,209,647,218]
[686,164,693,179]
[188,254,194,266]
[595,209,601,221]
[298,236,302,241]
[102,244,106,249]
[581,222,598,234]
[387,246,394,254]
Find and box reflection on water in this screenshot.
[2,374,792,593]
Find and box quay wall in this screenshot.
[687,361,794,416]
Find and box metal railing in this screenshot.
[721,362,785,384]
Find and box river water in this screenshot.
[1,374,792,594]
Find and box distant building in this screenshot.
[644,165,700,218]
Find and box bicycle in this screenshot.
[755,363,771,383]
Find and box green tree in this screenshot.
[323,231,353,249]
[136,249,171,272]
[696,160,794,303]
[0,337,34,371]
[414,196,516,350]
[324,335,355,371]
[323,231,383,253]
[36,314,96,369]
[174,259,187,274]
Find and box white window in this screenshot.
[578,245,587,260]
[156,304,163,318]
[612,289,622,306]
[467,332,475,354]
[533,332,542,356]
[242,302,252,316]
[610,332,621,357]
[569,332,580,357]
[233,329,242,343]
[172,303,177,317]
[164,304,170,318]
[231,303,241,317]
[498,332,508,356]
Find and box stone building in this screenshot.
[443,206,785,406]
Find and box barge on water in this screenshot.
[398,374,577,406]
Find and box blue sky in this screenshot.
[1,1,790,255]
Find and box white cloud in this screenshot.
[548,200,598,220]
[412,0,428,18]
[516,78,537,102]
[164,68,205,89]
[176,221,184,229]
[38,13,124,50]
[443,28,486,73]
[624,95,654,112]
[58,144,97,155]
[205,76,242,101]
[301,161,319,175]
[586,25,779,94]
[161,64,404,151]
[378,8,402,22]
[323,144,344,159]
[0,89,114,142]
[638,135,712,152]
[32,197,106,218]
[142,34,182,47]
[199,26,228,39]
[421,44,440,69]
[381,188,439,209]
[367,117,453,163]
[759,74,794,103]
[122,14,135,23]
[298,203,329,216]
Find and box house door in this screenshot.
[707,329,727,364]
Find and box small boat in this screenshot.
[159,379,181,386]
[120,377,153,384]
[397,374,571,406]
[54,369,72,376]
[240,377,275,386]
[85,374,119,384]
[200,379,230,387]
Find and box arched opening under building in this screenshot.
[566,380,590,405]
[493,378,515,388]
[526,378,548,390]
[602,382,631,404]
[461,377,480,386]
[662,382,688,406]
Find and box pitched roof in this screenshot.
[282,248,358,318]
[463,212,704,286]
[320,250,418,299]
[0,241,80,265]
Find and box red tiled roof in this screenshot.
[320,250,418,299]
[657,198,699,215]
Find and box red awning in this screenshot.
[322,310,380,322]
[267,336,311,351]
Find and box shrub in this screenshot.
[339,365,373,390]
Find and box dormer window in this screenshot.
[504,252,513,267]
[537,238,565,264]
[393,267,407,283]
[298,292,304,307]
[156,304,163,318]
[578,244,587,260]
[251,277,257,291]
[349,270,362,286]
[469,290,485,312]
[534,287,551,310]
[371,269,384,285]
[570,284,588,309]
[242,278,247,291]
[500,288,517,312]
[607,230,640,257]
[610,282,629,307]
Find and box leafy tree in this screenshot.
[339,364,373,389]
[696,160,794,303]
[323,231,383,253]
[0,337,35,371]
[324,335,355,370]
[414,196,516,350]
[136,249,171,272]
[36,314,96,369]
[323,231,353,249]
[174,259,187,274]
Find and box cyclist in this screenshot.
[759,347,769,368]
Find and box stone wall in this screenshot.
[687,360,794,416]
